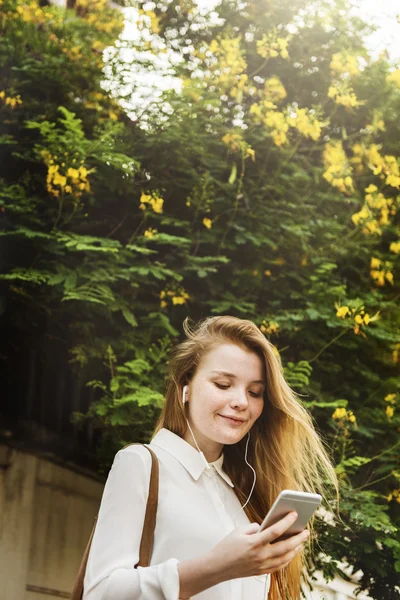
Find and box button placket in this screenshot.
[203,468,235,533]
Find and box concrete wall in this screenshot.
[0,444,103,600]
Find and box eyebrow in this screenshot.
[211,370,265,385]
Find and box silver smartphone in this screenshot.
[259,490,322,541]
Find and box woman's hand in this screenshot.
[208,511,309,581]
[178,512,308,599]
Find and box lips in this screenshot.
[218,414,246,424]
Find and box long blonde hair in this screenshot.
[153,315,338,599]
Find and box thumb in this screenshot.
[243,522,261,535]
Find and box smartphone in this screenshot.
[259,490,321,541]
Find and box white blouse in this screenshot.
[83,428,270,600]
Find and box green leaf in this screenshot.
[121,307,138,327]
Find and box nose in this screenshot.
[230,389,248,410]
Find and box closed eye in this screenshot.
[215,383,263,398]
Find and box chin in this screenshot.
[216,428,247,446]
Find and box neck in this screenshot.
[183,427,223,463]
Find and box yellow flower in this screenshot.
[386,174,400,188]
[263,110,289,147]
[52,173,67,188]
[263,77,287,103]
[67,167,80,181]
[385,271,394,285]
[246,148,256,161]
[370,257,381,269]
[144,228,158,239]
[390,241,400,254]
[204,36,247,94]
[363,219,381,236]
[160,300,167,308]
[365,184,378,194]
[286,107,324,142]
[330,52,359,77]
[336,305,350,318]
[264,322,279,334]
[79,166,88,179]
[332,408,356,424]
[150,197,164,214]
[388,489,400,504]
[139,193,164,214]
[370,269,385,286]
[203,218,212,229]
[332,407,347,420]
[256,31,290,61]
[385,393,396,403]
[4,94,22,109]
[264,269,272,277]
[386,405,394,419]
[387,69,400,87]
[222,132,243,153]
[323,141,354,194]
[140,193,151,205]
[352,206,374,229]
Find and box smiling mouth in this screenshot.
[218,414,246,424]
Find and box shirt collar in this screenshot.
[150,428,234,488]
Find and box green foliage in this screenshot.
[1,0,400,597]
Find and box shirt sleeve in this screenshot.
[83,446,180,600]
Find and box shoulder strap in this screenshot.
[70,444,159,600]
[136,445,159,566]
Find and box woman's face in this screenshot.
[183,342,265,462]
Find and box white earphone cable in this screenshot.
[233,430,257,522]
[183,386,267,596]
[183,386,210,470]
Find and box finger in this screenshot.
[267,529,309,557]
[258,511,298,543]
[263,546,300,573]
[243,522,262,535]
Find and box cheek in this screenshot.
[191,382,222,414]
[251,399,264,422]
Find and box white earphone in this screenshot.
[181,384,257,513]
[182,385,188,405]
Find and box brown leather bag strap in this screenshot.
[137,445,159,566]
[70,444,159,600]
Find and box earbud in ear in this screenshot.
[182,385,188,405]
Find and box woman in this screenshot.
[83,316,338,599]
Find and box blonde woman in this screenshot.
[83,316,338,600]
